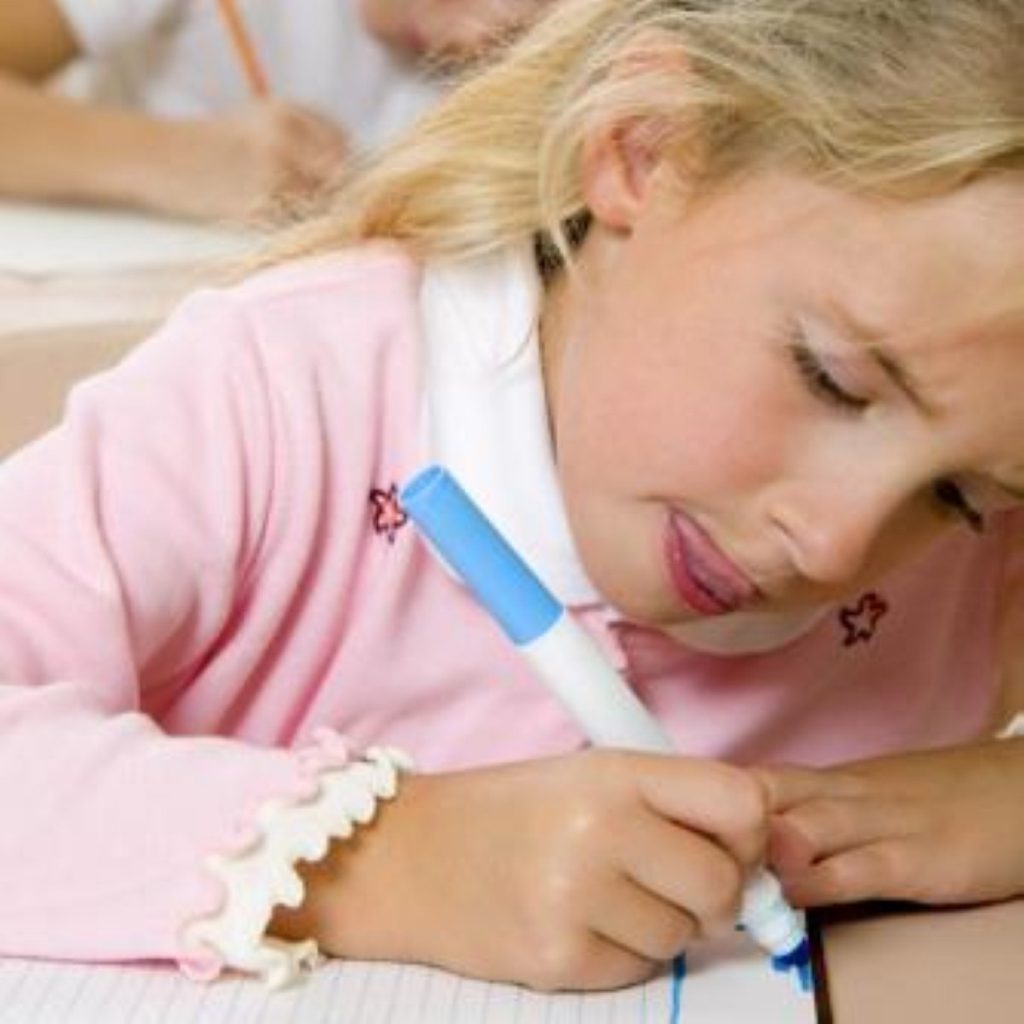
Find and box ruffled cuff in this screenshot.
[179,731,413,989]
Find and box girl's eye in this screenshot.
[789,339,870,412]
[932,479,985,533]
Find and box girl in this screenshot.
[0,0,1022,996]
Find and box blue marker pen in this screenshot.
[400,465,809,978]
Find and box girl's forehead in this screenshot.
[732,171,1024,475]
[672,168,1023,283]
[892,299,1024,489]
[804,175,1024,328]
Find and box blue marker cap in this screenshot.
[400,466,561,645]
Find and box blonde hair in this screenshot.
[259,0,1023,268]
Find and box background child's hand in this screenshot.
[757,739,1024,908]
[273,749,767,990]
[156,99,349,223]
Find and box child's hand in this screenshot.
[757,739,1024,908]
[273,749,767,990]
[153,99,349,223]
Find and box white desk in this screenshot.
[0,200,258,333]
[0,200,256,276]
[0,201,261,452]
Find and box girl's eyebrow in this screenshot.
[865,344,937,418]
[824,297,938,417]
[825,300,1024,492]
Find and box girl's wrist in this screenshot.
[183,743,413,987]
[268,771,442,964]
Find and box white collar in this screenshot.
[419,245,601,605]
[417,246,830,656]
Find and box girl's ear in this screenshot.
[580,118,666,232]
[579,35,695,233]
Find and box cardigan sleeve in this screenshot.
[0,289,331,975]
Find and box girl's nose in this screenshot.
[769,478,903,586]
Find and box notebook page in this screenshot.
[0,931,816,1023]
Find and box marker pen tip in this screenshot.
[771,937,812,992]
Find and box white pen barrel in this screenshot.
[522,610,805,960]
[402,466,806,964]
[520,611,676,754]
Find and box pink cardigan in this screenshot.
[0,245,1016,970]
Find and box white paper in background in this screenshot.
[0,931,816,1024]
[0,201,256,276]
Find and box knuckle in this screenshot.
[558,794,608,852]
[712,763,770,827]
[564,749,634,812]
[928,827,984,897]
[270,108,308,142]
[858,843,912,891]
[820,844,907,901]
[791,800,847,844]
[525,934,592,991]
[579,745,633,778]
[536,862,582,918]
[648,915,698,960]
[815,856,862,899]
[700,855,745,924]
[724,770,771,840]
[264,99,294,127]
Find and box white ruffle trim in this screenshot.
[182,744,413,989]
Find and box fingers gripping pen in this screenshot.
[401,466,809,979]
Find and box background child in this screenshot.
[0,0,550,222]
[0,0,1022,997]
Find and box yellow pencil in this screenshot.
[216,0,270,98]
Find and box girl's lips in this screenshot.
[664,510,757,616]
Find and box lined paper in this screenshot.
[0,932,815,1023]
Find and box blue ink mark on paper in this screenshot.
[771,937,812,993]
[668,955,686,1024]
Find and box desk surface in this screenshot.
[821,898,1024,1022]
[0,200,256,276]
[0,200,259,334]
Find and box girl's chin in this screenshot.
[599,592,706,630]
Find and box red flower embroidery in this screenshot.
[369,484,408,544]
[838,591,889,646]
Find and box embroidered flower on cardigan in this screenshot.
[838,591,889,646]
[369,484,408,544]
